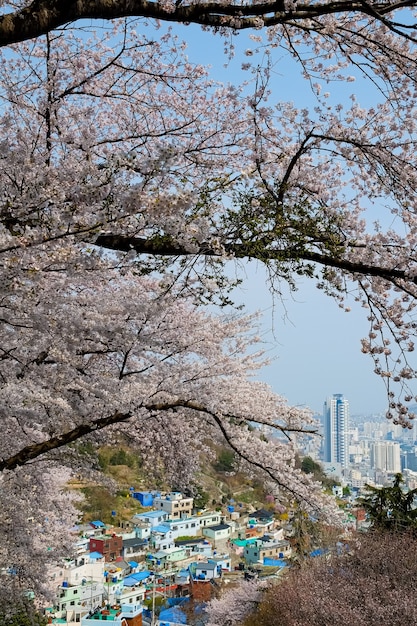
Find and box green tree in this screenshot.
[300,456,322,474]
[214,449,236,473]
[193,485,210,510]
[108,448,135,467]
[359,473,417,532]
[299,456,339,492]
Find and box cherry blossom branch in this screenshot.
[1,0,417,47]
[0,398,314,479]
[94,233,417,286]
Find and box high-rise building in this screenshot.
[323,394,349,468]
[371,441,401,473]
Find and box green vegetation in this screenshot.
[77,442,274,522]
[289,505,339,561]
[300,456,340,492]
[98,447,140,471]
[213,448,236,472]
[79,485,145,524]
[359,473,417,532]
[192,485,210,510]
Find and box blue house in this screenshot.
[131,491,155,507]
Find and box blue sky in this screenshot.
[152,22,402,417]
[232,262,386,417]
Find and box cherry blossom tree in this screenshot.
[1,1,417,421]
[1,0,417,612]
[205,580,265,626]
[237,532,417,626]
[0,24,342,611]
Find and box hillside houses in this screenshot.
[46,490,292,625]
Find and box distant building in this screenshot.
[371,441,401,473]
[323,394,349,469]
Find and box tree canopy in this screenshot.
[359,473,417,532]
[231,531,417,626]
[1,0,417,421]
[1,0,417,610]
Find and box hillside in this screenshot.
[73,443,271,523]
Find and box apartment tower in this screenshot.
[323,393,349,469]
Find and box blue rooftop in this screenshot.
[90,520,105,528]
[123,570,152,586]
[135,511,166,519]
[263,558,287,567]
[152,524,171,534]
[89,551,103,560]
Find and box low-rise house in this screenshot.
[64,559,105,586]
[244,538,292,565]
[197,511,222,528]
[89,534,123,562]
[191,561,219,581]
[54,580,106,623]
[131,520,152,541]
[123,537,149,560]
[167,516,201,539]
[122,570,152,590]
[202,523,232,544]
[131,491,158,507]
[247,510,276,535]
[89,520,106,533]
[150,525,176,551]
[209,554,232,572]
[148,546,188,569]
[119,572,149,606]
[153,492,194,520]
[105,559,131,582]
[175,538,213,559]
[174,568,191,585]
[133,511,169,528]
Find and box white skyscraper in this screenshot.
[323,394,349,468]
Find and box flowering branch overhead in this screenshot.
[1,0,417,46]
